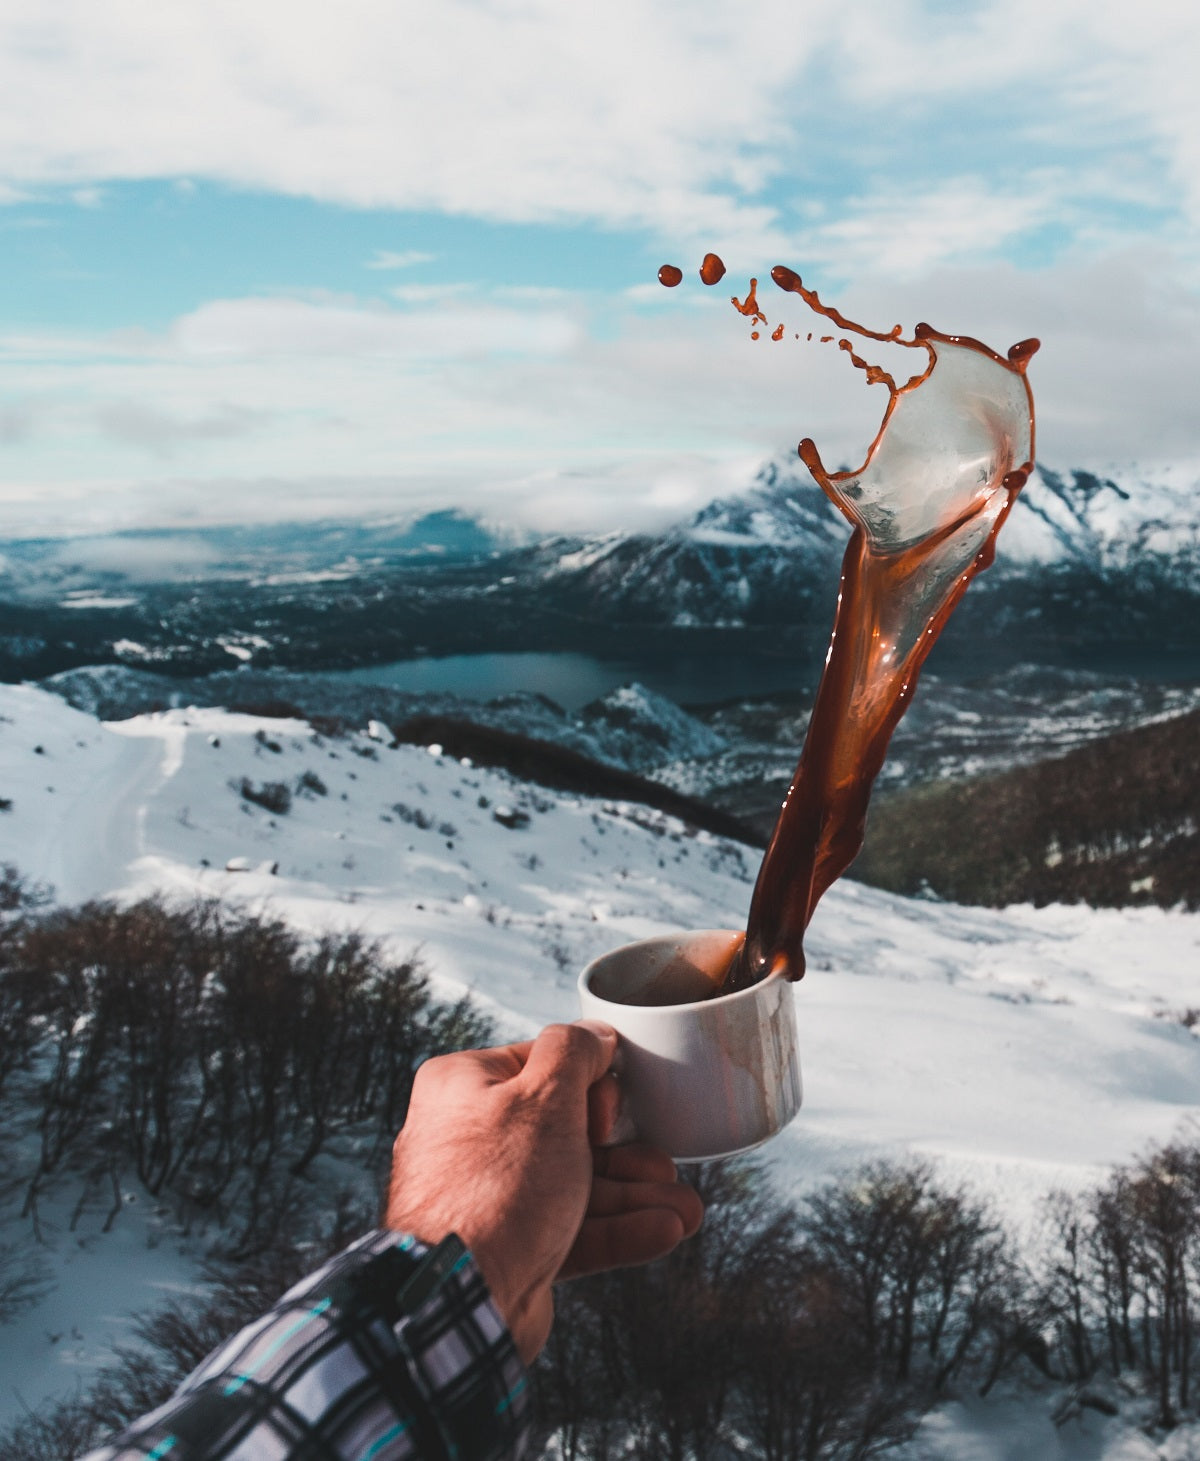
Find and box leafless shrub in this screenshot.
[392,801,433,830]
[0,1243,51,1324]
[535,1161,938,1461]
[295,769,328,797]
[4,896,493,1250]
[239,777,292,814]
[0,863,51,911]
[1038,1136,1200,1427]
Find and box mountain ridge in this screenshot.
[1,458,1197,684]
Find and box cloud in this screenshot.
[0,0,824,253]
[168,294,581,358]
[0,402,35,443]
[793,174,1070,279]
[0,0,1196,272]
[93,400,274,457]
[388,282,474,304]
[365,249,437,270]
[822,0,1200,237]
[46,534,223,580]
[0,246,1196,538]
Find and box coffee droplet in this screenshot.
[658,264,683,287]
[699,252,727,285]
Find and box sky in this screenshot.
[1,0,1198,537]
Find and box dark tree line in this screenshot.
[0,892,492,1252]
[534,1142,1200,1458]
[856,708,1200,911]
[1041,1135,1200,1428]
[534,1159,1025,1460]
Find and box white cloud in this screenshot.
[365,249,437,270]
[93,400,274,458]
[0,0,824,252]
[388,282,475,304]
[825,0,1200,234]
[0,245,1192,538]
[0,0,1195,268]
[794,174,1067,279]
[168,294,580,358]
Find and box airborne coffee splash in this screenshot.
[659,258,1038,994]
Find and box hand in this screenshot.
[385,1022,703,1363]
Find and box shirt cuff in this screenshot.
[78,1229,531,1461]
[354,1229,532,1460]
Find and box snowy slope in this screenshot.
[1,683,1199,1439]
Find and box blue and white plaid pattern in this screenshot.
[81,1231,531,1461]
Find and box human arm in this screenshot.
[80,1021,703,1459]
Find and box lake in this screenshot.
[325,649,814,712]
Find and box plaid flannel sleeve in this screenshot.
[79,1229,531,1461]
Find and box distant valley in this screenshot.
[5,457,1199,914]
[2,459,1198,685]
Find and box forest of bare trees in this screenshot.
[1,877,1199,1458]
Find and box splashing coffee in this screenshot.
[659,258,1038,993]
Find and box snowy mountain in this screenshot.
[0,507,513,599]
[519,457,1200,661]
[1,681,1198,1448]
[2,458,1196,684]
[1004,465,1200,584]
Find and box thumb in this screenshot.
[519,1020,618,1099]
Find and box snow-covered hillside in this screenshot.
[2,683,1199,1451]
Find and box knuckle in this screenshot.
[411,1051,454,1093]
[419,1050,456,1079]
[545,1021,599,1068]
[535,1022,582,1064]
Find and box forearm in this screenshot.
[80,1230,531,1461]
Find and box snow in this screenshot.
[550,532,627,574]
[1002,466,1200,579]
[681,454,1200,587]
[1,682,1198,1451]
[59,595,139,610]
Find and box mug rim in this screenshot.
[578,928,788,1016]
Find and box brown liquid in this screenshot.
[732,278,768,326]
[658,264,684,287]
[700,252,727,286]
[715,267,1038,993]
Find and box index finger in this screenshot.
[519,1020,618,1097]
[455,1040,534,1083]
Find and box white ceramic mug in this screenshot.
[578,928,802,1161]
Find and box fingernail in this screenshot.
[575,1018,617,1042]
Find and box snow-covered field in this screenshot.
[2,681,1199,1455]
